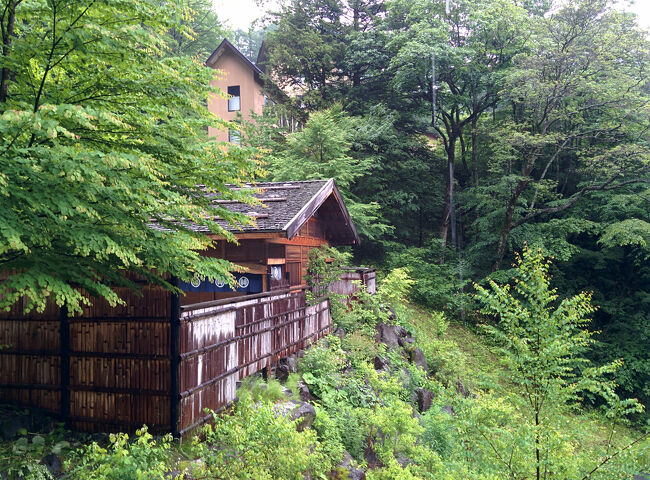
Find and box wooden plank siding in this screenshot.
[1,285,331,436]
[176,289,331,435]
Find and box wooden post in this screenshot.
[170,278,181,437]
[59,303,70,424]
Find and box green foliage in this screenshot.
[305,245,351,300]
[420,408,455,457]
[0,0,261,313]
[66,427,173,480]
[299,335,347,400]
[166,0,231,58]
[236,376,287,404]
[191,398,333,479]
[473,247,647,479]
[0,420,71,480]
[385,242,473,314]
[262,105,392,240]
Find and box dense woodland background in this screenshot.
[228,0,650,421]
[0,0,647,422]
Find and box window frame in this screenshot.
[227,85,241,112]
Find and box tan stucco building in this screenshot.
[206,39,266,143]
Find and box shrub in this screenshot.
[192,398,333,479]
[65,427,173,480]
[236,376,286,403]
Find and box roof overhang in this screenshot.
[283,179,360,246]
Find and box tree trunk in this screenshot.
[440,136,457,252]
[0,1,17,104]
[352,0,360,87]
[493,161,534,271]
[471,117,478,186]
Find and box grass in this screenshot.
[402,300,648,457]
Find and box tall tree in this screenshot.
[386,0,527,249]
[264,0,347,110]
[167,0,231,58]
[488,0,650,270]
[0,0,258,313]
[474,248,646,480]
[261,105,392,240]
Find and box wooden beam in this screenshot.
[170,278,181,438]
[235,262,269,274]
[208,232,285,241]
[265,237,327,247]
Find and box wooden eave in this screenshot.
[283,179,360,246]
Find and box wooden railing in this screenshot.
[176,288,331,435]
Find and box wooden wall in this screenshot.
[177,289,331,435]
[0,285,173,433]
[0,297,62,414]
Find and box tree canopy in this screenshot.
[0,0,259,313]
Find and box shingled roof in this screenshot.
[207,179,360,245]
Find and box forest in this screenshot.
[242,0,650,420]
[0,0,648,478]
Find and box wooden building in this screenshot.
[180,178,360,305]
[0,178,360,435]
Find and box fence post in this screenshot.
[59,303,70,424]
[170,278,181,437]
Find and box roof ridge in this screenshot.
[226,179,331,187]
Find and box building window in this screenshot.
[228,128,241,145]
[227,85,240,111]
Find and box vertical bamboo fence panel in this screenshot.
[1,286,331,436]
[0,285,172,433]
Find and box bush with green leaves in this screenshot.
[65,427,173,480]
[298,335,346,400]
[236,376,286,403]
[0,423,71,480]
[190,397,333,479]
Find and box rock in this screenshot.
[394,325,407,337]
[416,388,435,413]
[441,405,455,417]
[332,326,346,339]
[398,335,415,348]
[335,451,366,480]
[364,444,381,469]
[275,364,290,382]
[376,322,400,349]
[286,355,298,373]
[373,356,388,371]
[634,475,650,480]
[409,347,427,371]
[456,379,469,398]
[276,401,317,432]
[298,382,313,402]
[289,402,316,432]
[40,453,62,476]
[396,454,411,468]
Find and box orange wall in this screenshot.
[208,49,265,142]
